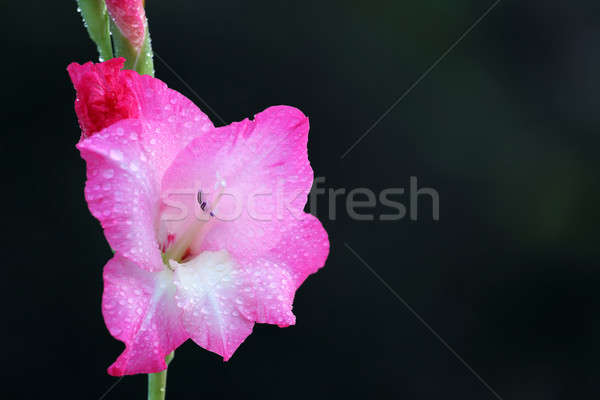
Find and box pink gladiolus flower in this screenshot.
[105,0,147,52]
[69,59,329,376]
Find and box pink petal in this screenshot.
[77,120,163,272]
[171,251,255,361]
[161,106,313,261]
[235,213,329,326]
[106,0,147,51]
[266,212,330,289]
[126,70,213,182]
[237,261,297,327]
[102,255,187,376]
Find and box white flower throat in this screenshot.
[164,179,227,264]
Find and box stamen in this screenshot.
[197,189,217,217]
[164,179,226,263]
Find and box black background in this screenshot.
[2,1,600,399]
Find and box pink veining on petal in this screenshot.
[106,0,147,51]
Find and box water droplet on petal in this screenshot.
[109,149,123,161]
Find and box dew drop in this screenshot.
[109,149,124,161]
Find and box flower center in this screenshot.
[164,180,226,263]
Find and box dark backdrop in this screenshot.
[2,1,599,399]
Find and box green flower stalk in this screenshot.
[75,0,154,76]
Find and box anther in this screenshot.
[197,189,214,217]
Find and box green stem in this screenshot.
[148,352,174,400]
[76,0,113,61]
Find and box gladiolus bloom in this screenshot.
[69,59,329,376]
